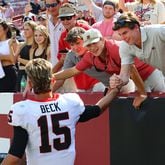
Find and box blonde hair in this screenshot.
[23,20,38,47]
[34,25,50,49]
[24,20,37,32]
[25,58,52,94]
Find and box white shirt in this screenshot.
[48,16,64,66]
[119,24,165,75]
[0,39,10,78]
[126,1,165,24]
[0,39,10,55]
[9,93,85,165]
[0,11,6,20]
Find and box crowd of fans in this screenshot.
[0,0,165,100]
[0,0,165,164]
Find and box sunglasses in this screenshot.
[46,2,58,8]
[60,16,73,21]
[113,19,138,30]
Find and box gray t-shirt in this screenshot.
[63,51,110,87]
[119,24,165,75]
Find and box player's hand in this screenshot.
[109,74,123,89]
[133,94,147,109]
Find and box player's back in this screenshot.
[9,93,85,165]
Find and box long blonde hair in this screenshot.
[23,20,38,48]
[34,25,50,49]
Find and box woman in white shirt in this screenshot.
[0,20,18,92]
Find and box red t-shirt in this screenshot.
[58,21,91,60]
[58,22,99,90]
[76,40,155,81]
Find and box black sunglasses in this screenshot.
[60,16,73,21]
[93,56,108,72]
[46,2,58,8]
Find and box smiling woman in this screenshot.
[33,25,50,61]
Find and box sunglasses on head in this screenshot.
[113,19,138,30]
[60,16,73,21]
[46,2,58,8]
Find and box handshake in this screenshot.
[109,73,147,109]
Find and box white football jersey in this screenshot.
[8,93,85,165]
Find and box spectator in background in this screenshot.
[23,4,36,23]
[56,3,102,92]
[16,20,37,92]
[46,0,76,92]
[10,24,24,42]
[0,20,18,92]
[77,10,95,26]
[83,10,96,25]
[30,0,41,15]
[54,28,165,107]
[46,0,64,66]
[37,13,47,26]
[110,12,165,93]
[82,0,104,21]
[39,0,46,12]
[94,0,103,7]
[52,27,106,93]
[62,0,78,6]
[92,0,121,40]
[118,0,165,25]
[3,2,14,21]
[32,25,51,61]
[23,24,51,97]
[0,6,5,20]
[57,3,91,65]
[77,10,85,20]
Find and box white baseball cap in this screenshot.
[83,29,103,47]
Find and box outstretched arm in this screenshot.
[82,0,103,22]
[96,88,119,113]
[53,66,81,80]
[130,65,147,108]
[1,126,28,165]
[52,79,65,93]
[110,64,131,89]
[78,88,119,122]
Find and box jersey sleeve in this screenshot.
[79,105,101,122]
[119,41,134,65]
[8,101,28,129]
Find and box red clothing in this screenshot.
[84,16,96,25]
[58,22,99,90]
[74,73,99,90]
[58,22,91,60]
[76,40,155,81]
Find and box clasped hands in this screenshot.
[109,74,147,109]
